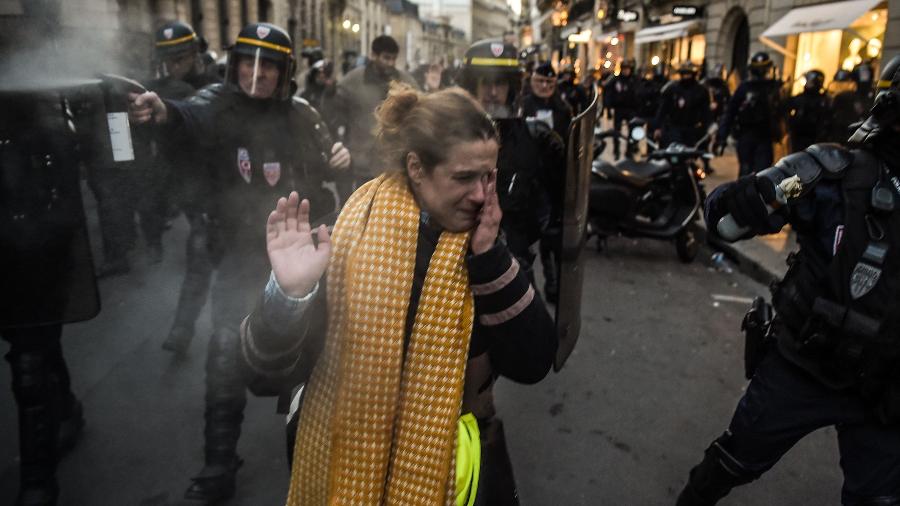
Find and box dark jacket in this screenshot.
[655,79,711,143]
[240,224,558,420]
[720,79,784,141]
[519,93,573,142]
[164,84,335,242]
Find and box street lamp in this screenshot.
[352,23,360,33]
[342,19,351,29]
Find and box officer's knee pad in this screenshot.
[685,432,761,503]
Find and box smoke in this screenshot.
[0,0,156,90]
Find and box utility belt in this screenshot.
[746,252,900,423]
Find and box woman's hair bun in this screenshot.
[376,82,420,130]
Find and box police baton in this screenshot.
[716,175,802,241]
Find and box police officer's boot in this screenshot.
[9,350,61,506]
[675,438,755,506]
[184,330,247,504]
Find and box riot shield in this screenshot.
[0,80,102,329]
[554,85,598,371]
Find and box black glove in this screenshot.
[718,175,782,237]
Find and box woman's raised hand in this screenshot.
[266,192,331,298]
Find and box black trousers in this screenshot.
[201,240,269,466]
[86,165,165,261]
[3,325,76,494]
[735,133,774,177]
[689,350,900,504]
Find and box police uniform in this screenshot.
[603,61,639,158]
[2,83,98,506]
[718,52,783,177]
[458,41,566,302]
[655,65,711,148]
[786,70,831,152]
[157,23,337,503]
[519,63,573,143]
[148,21,224,354]
[677,56,900,506]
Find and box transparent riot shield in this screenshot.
[554,85,598,371]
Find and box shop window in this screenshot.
[789,7,886,95]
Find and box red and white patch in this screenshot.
[490,43,504,57]
[833,225,844,256]
[263,162,281,186]
[257,26,271,39]
[237,147,252,183]
[164,28,174,40]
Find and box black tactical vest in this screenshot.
[775,149,900,392]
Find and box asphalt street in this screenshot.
[1,204,842,505]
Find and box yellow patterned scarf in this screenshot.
[287,172,475,505]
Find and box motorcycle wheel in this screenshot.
[675,228,698,263]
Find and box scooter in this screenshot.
[589,122,715,263]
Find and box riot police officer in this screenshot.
[150,21,223,353]
[458,39,566,302]
[603,58,640,158]
[2,83,97,506]
[558,65,590,114]
[676,54,900,506]
[128,22,351,503]
[520,61,573,143]
[635,65,667,129]
[703,63,731,125]
[828,68,873,143]
[785,69,830,152]
[716,52,784,176]
[654,62,711,148]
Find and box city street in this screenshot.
[0,197,842,505]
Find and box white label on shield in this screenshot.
[535,109,554,129]
[106,112,135,162]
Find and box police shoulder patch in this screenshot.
[850,261,881,299]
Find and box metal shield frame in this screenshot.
[554,85,598,371]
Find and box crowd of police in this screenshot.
[4,12,900,506]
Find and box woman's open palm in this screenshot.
[266,192,331,298]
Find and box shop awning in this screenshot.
[760,0,881,38]
[634,20,701,45]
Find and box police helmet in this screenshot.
[677,61,698,79]
[803,69,825,92]
[849,55,900,145]
[155,21,199,59]
[225,23,295,100]
[833,69,853,82]
[458,39,522,105]
[748,51,773,79]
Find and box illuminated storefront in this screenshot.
[635,6,706,73]
[759,0,886,94]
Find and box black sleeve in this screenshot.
[467,241,557,384]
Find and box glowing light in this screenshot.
[342,19,351,29]
[872,12,879,21]
[352,23,360,33]
[651,55,660,66]
[568,29,591,43]
[606,52,612,58]
[803,53,811,62]
[596,8,605,19]
[603,60,612,69]
[610,37,619,46]
[868,38,882,58]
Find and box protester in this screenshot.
[239,84,558,505]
